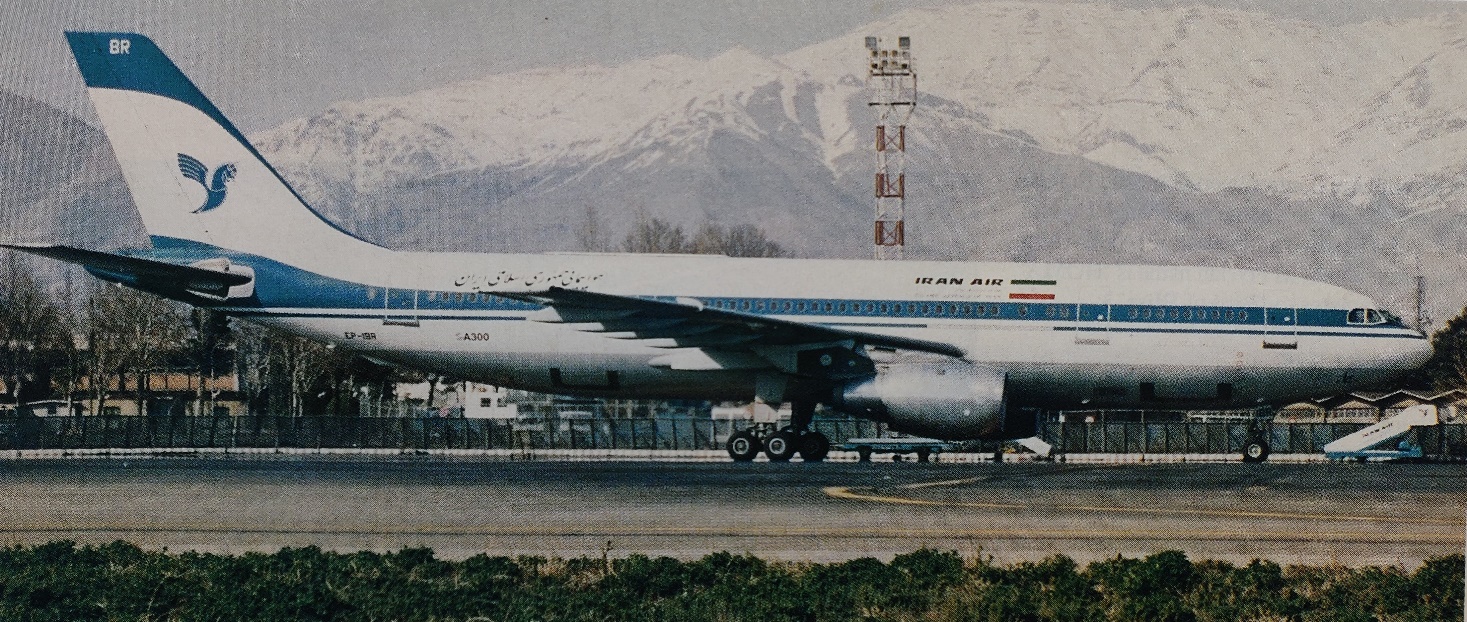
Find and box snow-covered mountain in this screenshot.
[256,2,1467,219]
[236,1,1467,319]
[7,1,1467,320]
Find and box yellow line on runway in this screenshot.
[822,486,1464,527]
[899,477,985,489]
[825,486,1027,510]
[0,523,1460,544]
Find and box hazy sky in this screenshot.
[1,0,1461,132]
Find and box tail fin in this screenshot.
[65,32,382,264]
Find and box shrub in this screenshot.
[0,542,1458,621]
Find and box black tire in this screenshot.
[1241,439,1270,463]
[915,447,932,463]
[764,430,799,462]
[798,432,830,463]
[856,446,873,463]
[726,430,760,462]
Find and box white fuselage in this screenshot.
[206,248,1431,410]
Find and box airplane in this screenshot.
[6,32,1433,463]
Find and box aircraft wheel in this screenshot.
[855,446,873,463]
[1241,439,1270,463]
[916,448,932,463]
[764,430,799,462]
[726,430,761,462]
[798,431,830,463]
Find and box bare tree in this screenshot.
[186,308,232,417]
[575,204,612,252]
[234,322,347,417]
[87,285,189,416]
[622,217,787,258]
[0,254,71,405]
[621,216,692,254]
[690,223,788,258]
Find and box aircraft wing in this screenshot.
[505,287,966,365]
[2,243,253,301]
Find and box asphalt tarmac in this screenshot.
[0,457,1461,566]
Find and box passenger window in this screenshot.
[1211,309,1221,320]
[879,303,889,314]
[1018,305,1028,317]
[1168,309,1179,320]
[1128,308,1139,320]
[989,305,999,316]
[367,288,378,300]
[864,303,875,313]
[1182,309,1192,321]
[1239,310,1248,321]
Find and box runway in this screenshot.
[0,456,1460,566]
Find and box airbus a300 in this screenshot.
[8,32,1432,462]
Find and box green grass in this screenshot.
[0,541,1459,621]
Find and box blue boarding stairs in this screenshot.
[1322,404,1438,461]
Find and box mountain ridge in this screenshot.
[5,2,1467,321]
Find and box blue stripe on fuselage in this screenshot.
[130,236,1422,340]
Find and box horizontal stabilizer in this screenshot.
[2,243,253,301]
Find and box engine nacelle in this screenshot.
[831,361,1009,440]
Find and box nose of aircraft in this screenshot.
[1395,331,1434,371]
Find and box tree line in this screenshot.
[0,218,785,416]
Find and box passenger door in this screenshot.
[1075,303,1110,346]
[1264,307,1297,350]
[383,287,420,327]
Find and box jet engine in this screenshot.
[831,361,1009,440]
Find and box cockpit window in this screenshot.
[1346,308,1389,325]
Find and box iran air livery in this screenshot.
[9,32,1432,462]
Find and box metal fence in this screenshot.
[0,416,1463,458]
[1039,421,1467,458]
[0,416,885,453]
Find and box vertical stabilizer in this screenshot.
[64,32,383,265]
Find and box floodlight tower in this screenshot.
[866,35,916,260]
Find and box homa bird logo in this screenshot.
[177,153,236,213]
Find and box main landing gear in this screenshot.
[726,402,830,463]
